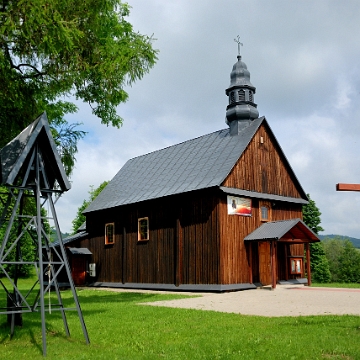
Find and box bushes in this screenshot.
[338,240,360,282]
[323,238,360,283]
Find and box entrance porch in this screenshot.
[245,218,320,289]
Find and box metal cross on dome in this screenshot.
[234,35,243,57]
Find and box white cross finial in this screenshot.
[234,35,243,57]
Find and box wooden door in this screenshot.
[71,255,87,285]
[258,241,271,285]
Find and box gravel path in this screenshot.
[94,285,359,317]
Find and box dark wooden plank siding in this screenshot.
[219,194,303,284]
[219,123,306,284]
[80,189,221,285]
[222,123,304,199]
[179,190,220,284]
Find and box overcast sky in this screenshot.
[56,0,360,238]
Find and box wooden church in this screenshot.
[63,51,319,291]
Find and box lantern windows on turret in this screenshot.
[249,90,253,102]
[238,89,245,101]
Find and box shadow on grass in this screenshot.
[0,289,186,345]
[0,312,73,343]
[77,290,173,304]
[28,328,43,354]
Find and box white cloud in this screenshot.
[335,77,354,110]
[54,0,360,239]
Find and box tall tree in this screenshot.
[302,194,324,234]
[72,181,109,233]
[0,0,158,175]
[302,194,331,283]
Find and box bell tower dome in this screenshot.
[226,37,259,135]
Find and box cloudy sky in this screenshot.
[56,0,360,238]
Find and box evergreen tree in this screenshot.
[309,242,331,283]
[302,194,324,234]
[302,194,331,283]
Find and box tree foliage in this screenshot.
[338,240,360,283]
[0,186,51,278]
[309,242,331,283]
[72,181,109,233]
[0,0,158,175]
[302,194,324,235]
[302,194,360,284]
[322,237,345,282]
[302,194,330,282]
[323,238,360,283]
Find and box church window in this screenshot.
[238,89,245,101]
[105,223,115,244]
[138,217,149,241]
[260,205,270,222]
[230,92,235,103]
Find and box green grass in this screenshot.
[312,282,360,288]
[0,279,359,359]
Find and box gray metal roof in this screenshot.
[84,116,308,214]
[84,118,264,213]
[0,112,70,191]
[68,247,92,255]
[244,219,319,242]
[77,222,86,232]
[51,231,88,248]
[220,187,308,204]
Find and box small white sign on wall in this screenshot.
[227,196,252,216]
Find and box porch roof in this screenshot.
[51,230,88,248]
[68,247,92,255]
[244,218,320,243]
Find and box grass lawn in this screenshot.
[312,282,360,289]
[0,280,359,359]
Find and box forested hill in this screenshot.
[319,234,360,248]
[50,230,71,243]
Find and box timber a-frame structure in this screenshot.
[0,113,89,355]
[68,52,319,291]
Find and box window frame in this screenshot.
[260,204,271,222]
[105,222,115,245]
[290,258,303,275]
[138,217,149,241]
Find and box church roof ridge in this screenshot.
[83,117,265,213]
